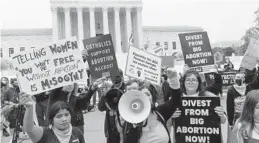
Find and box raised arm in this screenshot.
[20,93,43,143]
[156,88,181,121]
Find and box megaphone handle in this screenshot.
[116,111,123,128]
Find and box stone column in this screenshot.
[114,7,122,53]
[89,7,96,37]
[102,7,109,35]
[51,7,58,41]
[64,7,71,38]
[136,7,143,49]
[77,7,84,41]
[125,7,132,52]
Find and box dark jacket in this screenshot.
[226,86,245,126]
[98,83,125,143]
[162,81,170,102]
[246,68,259,94]
[48,86,96,127]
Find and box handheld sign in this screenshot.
[175,97,221,143]
[11,37,88,95]
[205,72,236,87]
[240,38,259,70]
[125,46,162,85]
[179,32,215,73]
[82,34,120,81]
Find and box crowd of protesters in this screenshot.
[1,51,259,143]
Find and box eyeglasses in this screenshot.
[185,79,198,84]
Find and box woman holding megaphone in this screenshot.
[116,78,182,143]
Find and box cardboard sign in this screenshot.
[205,72,236,86]
[83,34,120,81]
[175,97,221,143]
[125,46,162,85]
[179,32,215,73]
[240,38,259,70]
[11,37,88,95]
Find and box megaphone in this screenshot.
[118,90,151,124]
[105,88,124,110]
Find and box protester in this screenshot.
[245,66,259,94]
[98,69,125,143]
[224,57,234,71]
[119,79,180,143]
[0,77,10,136]
[2,78,25,136]
[1,77,9,95]
[20,93,85,143]
[231,90,259,143]
[170,70,226,142]
[227,73,247,128]
[47,79,101,133]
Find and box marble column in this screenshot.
[114,7,122,53]
[77,7,84,40]
[51,7,58,41]
[64,7,71,38]
[89,7,96,37]
[125,7,132,52]
[136,7,143,49]
[102,7,109,34]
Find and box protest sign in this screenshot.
[179,32,215,73]
[204,72,236,86]
[240,38,259,70]
[125,46,162,85]
[82,34,120,81]
[11,37,88,95]
[175,97,221,143]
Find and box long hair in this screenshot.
[180,70,205,95]
[48,101,72,125]
[239,90,259,137]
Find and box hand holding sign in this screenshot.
[19,92,34,108]
[171,108,182,118]
[214,106,225,117]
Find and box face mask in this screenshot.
[1,82,6,86]
[235,79,243,86]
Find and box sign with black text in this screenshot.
[179,32,215,73]
[83,34,119,81]
[125,46,162,85]
[175,97,221,143]
[11,37,88,95]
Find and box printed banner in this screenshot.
[240,38,259,70]
[179,32,215,73]
[205,72,236,86]
[125,46,162,85]
[11,37,88,95]
[175,97,221,143]
[83,34,120,81]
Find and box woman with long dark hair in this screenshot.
[47,78,102,133]
[20,93,85,143]
[231,90,259,143]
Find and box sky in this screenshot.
[1,0,259,43]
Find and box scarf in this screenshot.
[234,84,247,96]
[52,124,72,143]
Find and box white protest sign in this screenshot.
[240,38,259,70]
[11,37,88,95]
[125,46,162,85]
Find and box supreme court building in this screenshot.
[50,0,143,53]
